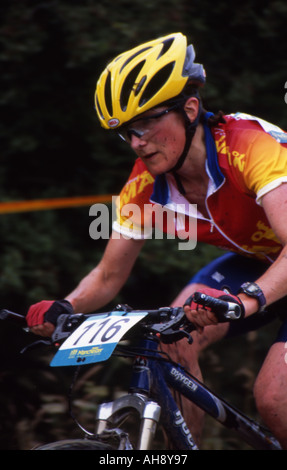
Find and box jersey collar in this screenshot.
[150,112,224,205]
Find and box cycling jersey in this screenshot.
[113,112,287,263]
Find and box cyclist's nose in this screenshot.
[130,133,147,149]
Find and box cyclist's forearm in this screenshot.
[65,265,125,313]
[65,233,145,314]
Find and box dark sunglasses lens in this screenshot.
[117,107,176,143]
[118,128,143,143]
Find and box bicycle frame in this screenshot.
[0,306,282,450]
[94,336,281,450]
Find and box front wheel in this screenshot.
[34,438,117,450]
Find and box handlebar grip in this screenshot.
[192,292,242,321]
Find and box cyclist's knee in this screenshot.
[254,377,276,416]
[161,339,202,379]
[161,338,199,367]
[254,343,287,418]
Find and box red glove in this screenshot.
[184,287,244,322]
[26,300,74,328]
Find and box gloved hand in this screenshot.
[26,299,74,328]
[183,287,244,331]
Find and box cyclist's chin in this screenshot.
[140,154,173,175]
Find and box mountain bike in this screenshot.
[0,293,282,451]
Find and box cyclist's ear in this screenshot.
[183,97,199,123]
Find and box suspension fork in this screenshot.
[95,338,161,450]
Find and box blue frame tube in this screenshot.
[128,337,281,450]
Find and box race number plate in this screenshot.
[50,310,148,367]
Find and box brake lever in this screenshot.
[159,327,193,344]
[19,314,85,354]
[147,309,195,344]
[52,313,85,343]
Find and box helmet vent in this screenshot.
[139,62,175,107]
[120,47,151,74]
[120,60,145,111]
[157,38,174,59]
[104,71,113,116]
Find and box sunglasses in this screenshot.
[117,106,178,143]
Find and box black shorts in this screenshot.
[188,252,287,342]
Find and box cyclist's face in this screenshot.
[119,106,186,175]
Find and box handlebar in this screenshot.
[0,309,27,326]
[0,305,195,345]
[52,306,196,345]
[0,292,242,349]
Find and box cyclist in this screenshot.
[26,33,287,448]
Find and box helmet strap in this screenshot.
[169,100,202,183]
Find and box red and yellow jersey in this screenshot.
[113,113,287,263]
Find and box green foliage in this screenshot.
[0,0,286,449]
[1,0,286,309]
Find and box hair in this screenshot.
[149,74,226,131]
[205,110,226,127]
[163,80,226,129]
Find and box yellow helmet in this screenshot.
[95,32,205,129]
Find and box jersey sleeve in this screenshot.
[112,158,155,239]
[243,130,287,203]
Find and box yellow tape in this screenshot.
[0,195,113,214]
